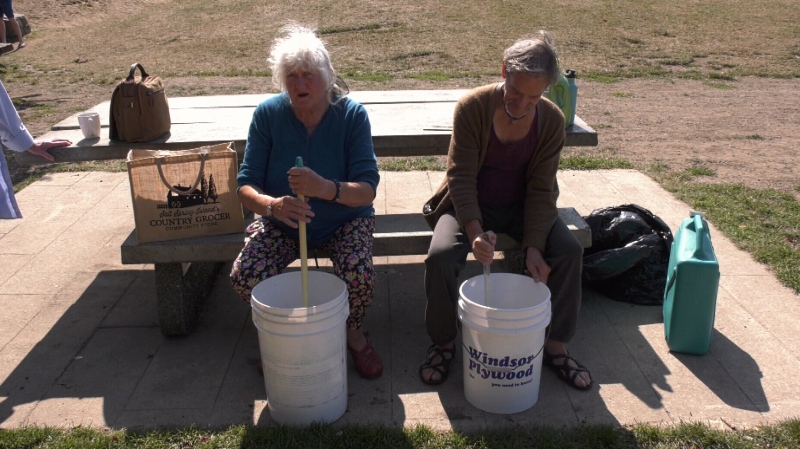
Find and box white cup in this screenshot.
[77,111,101,139]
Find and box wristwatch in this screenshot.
[265,199,274,217]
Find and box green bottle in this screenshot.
[545,69,578,128]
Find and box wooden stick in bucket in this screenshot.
[295,157,309,308]
[481,231,494,308]
[483,262,491,308]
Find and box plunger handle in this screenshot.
[296,157,309,308]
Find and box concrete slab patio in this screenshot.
[0,169,798,432]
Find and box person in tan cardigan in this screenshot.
[420,31,592,390]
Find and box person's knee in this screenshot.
[425,245,459,274]
[563,235,584,261]
[549,238,583,262]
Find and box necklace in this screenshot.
[503,101,530,123]
[501,84,531,124]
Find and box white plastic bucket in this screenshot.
[458,273,551,414]
[251,271,349,425]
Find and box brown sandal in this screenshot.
[419,344,455,386]
[544,351,593,390]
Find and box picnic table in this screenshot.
[21,89,599,336]
[16,90,598,164]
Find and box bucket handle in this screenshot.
[461,319,551,374]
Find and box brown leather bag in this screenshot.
[109,63,171,142]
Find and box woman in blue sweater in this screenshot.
[231,24,382,379]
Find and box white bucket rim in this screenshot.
[459,273,550,315]
[251,271,347,314]
[458,299,551,331]
[252,296,349,337]
[252,293,348,321]
[460,309,552,336]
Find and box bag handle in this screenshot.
[692,214,706,260]
[126,62,149,82]
[155,151,209,196]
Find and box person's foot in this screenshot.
[419,342,455,385]
[543,340,592,390]
[17,42,25,49]
[347,329,383,379]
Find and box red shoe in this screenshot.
[348,339,383,379]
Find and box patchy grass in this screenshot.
[10,158,126,193]
[561,154,633,170]
[9,0,800,100]
[650,170,800,293]
[561,147,633,170]
[1,420,800,448]
[378,156,445,172]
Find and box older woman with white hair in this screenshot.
[231,24,382,379]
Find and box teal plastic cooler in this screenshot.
[663,212,720,355]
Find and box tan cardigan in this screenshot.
[423,82,566,252]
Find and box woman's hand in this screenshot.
[472,231,497,265]
[27,138,72,162]
[524,246,551,283]
[287,166,333,200]
[270,195,314,229]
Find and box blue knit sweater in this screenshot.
[238,92,380,248]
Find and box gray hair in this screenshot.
[268,24,346,103]
[503,31,560,86]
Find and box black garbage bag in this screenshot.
[582,204,673,305]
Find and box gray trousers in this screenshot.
[424,205,583,345]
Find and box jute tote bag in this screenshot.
[126,142,244,243]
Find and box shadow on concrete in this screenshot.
[0,268,265,429]
[1,260,764,431]
[585,288,767,416]
[672,329,767,412]
[0,269,145,427]
[586,289,672,412]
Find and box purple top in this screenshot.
[477,116,539,206]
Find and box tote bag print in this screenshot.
[127,142,244,243]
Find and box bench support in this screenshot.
[155,261,225,336]
[124,207,591,336]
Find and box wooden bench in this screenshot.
[121,208,592,336]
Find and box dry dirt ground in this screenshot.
[3,1,799,198]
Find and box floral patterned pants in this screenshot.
[230,216,375,329]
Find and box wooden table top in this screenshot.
[17,90,598,164]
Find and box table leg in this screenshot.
[154,261,224,336]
